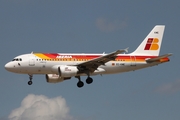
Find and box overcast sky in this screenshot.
[0,0,180,120]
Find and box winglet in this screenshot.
[116,48,129,54]
[124,47,129,53]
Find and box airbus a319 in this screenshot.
[5,25,172,88]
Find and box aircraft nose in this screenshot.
[5,62,13,71]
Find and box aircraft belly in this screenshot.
[101,62,156,74]
[17,61,161,75]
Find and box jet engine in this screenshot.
[46,74,71,83]
[51,65,79,77]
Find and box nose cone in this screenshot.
[5,62,13,72]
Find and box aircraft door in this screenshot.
[130,56,136,66]
[29,57,35,66]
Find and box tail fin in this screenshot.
[131,25,165,56]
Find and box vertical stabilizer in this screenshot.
[131,25,165,56]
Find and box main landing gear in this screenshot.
[28,75,33,85]
[27,74,93,88]
[75,76,93,88]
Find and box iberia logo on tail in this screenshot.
[144,38,159,50]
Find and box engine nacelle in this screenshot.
[51,65,79,77]
[46,74,71,83]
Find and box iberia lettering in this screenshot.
[56,55,72,58]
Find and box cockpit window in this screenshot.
[12,58,22,61]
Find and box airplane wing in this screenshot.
[146,53,172,63]
[75,48,128,73]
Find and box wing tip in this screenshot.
[116,48,129,54]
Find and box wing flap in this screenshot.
[146,53,172,63]
[76,48,128,72]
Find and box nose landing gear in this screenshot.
[28,75,33,85]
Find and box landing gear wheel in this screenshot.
[86,77,93,84]
[28,75,33,85]
[77,81,84,88]
[28,81,33,85]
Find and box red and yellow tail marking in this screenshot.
[144,38,159,50]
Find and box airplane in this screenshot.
[5,25,172,88]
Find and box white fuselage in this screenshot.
[5,53,165,76]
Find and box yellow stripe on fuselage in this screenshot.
[34,53,50,59]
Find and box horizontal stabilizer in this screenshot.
[146,53,172,63]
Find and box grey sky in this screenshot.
[0,0,180,120]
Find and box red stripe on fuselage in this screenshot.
[43,53,59,59]
[39,53,158,61]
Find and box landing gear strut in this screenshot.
[75,76,93,88]
[84,71,93,84]
[75,76,84,88]
[28,75,33,85]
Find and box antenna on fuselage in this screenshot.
[31,51,34,54]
